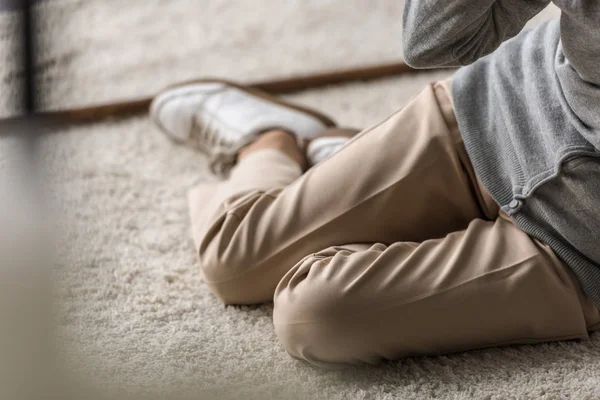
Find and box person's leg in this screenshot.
[189,81,499,304]
[237,127,359,168]
[273,212,600,368]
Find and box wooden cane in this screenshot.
[2,61,450,126]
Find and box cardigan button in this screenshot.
[509,199,521,209]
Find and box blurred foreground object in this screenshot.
[0,1,55,399]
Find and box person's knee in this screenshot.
[273,253,368,368]
[197,213,259,304]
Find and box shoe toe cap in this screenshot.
[151,95,195,142]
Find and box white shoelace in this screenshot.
[192,114,256,177]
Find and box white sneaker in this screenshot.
[150,79,335,175]
[306,136,352,166]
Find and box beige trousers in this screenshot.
[188,81,600,368]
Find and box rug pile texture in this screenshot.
[4,1,599,399]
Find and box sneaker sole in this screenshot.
[151,78,337,144]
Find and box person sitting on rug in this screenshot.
[149,0,600,368]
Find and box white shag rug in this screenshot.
[5,1,600,399]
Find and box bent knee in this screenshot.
[199,249,266,305]
[273,252,380,368]
[198,234,244,285]
[197,215,263,304]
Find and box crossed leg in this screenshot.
[188,82,600,367]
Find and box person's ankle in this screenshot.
[238,129,307,169]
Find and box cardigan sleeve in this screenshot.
[402,0,550,68]
[553,0,600,85]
